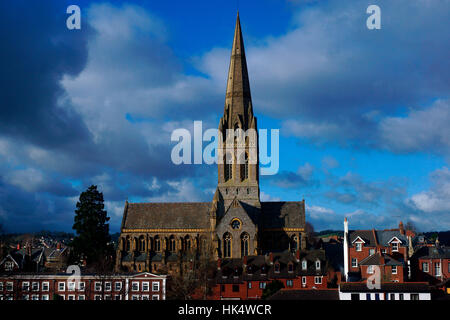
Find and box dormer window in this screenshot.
[356,243,362,252]
[274,263,280,273]
[246,265,253,275]
[261,265,267,275]
[288,263,294,273]
[392,242,399,252]
[302,260,307,270]
[315,260,321,271]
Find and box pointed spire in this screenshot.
[224,12,252,128]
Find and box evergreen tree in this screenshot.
[71,185,112,265]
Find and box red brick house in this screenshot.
[412,243,449,286]
[207,250,330,300]
[0,272,166,300]
[343,219,411,283]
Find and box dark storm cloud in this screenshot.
[0,1,92,148]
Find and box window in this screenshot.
[169,236,176,252]
[223,233,232,258]
[68,281,75,291]
[351,294,360,301]
[104,295,112,300]
[381,249,386,254]
[42,295,49,301]
[390,293,395,300]
[0,282,3,291]
[132,281,139,292]
[259,282,266,289]
[366,293,371,300]
[154,236,161,252]
[240,233,249,257]
[142,295,149,300]
[104,282,112,291]
[351,258,358,268]
[78,295,85,301]
[286,280,293,287]
[6,282,13,291]
[22,282,30,291]
[356,243,362,251]
[411,294,419,300]
[232,285,239,292]
[302,260,307,270]
[94,295,101,300]
[5,261,14,271]
[224,154,232,181]
[314,276,322,284]
[315,260,321,270]
[152,282,159,292]
[399,294,404,300]
[95,282,102,292]
[132,295,139,300]
[302,277,306,285]
[23,294,29,300]
[248,282,252,289]
[288,263,294,273]
[435,262,441,276]
[422,262,429,273]
[58,282,65,292]
[152,295,160,300]
[32,282,39,291]
[115,282,122,291]
[142,282,149,292]
[114,295,122,300]
[32,295,39,301]
[78,282,85,291]
[42,282,49,291]
[274,263,280,273]
[368,265,374,274]
[392,266,397,274]
[392,242,399,252]
[369,249,375,255]
[67,295,75,300]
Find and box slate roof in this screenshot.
[359,253,403,266]
[376,230,407,246]
[216,250,328,283]
[122,202,210,229]
[414,245,450,259]
[269,289,339,300]
[260,201,305,229]
[348,230,376,246]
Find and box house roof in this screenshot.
[122,202,211,230]
[348,231,376,247]
[414,245,450,259]
[269,289,339,300]
[260,201,305,229]
[359,253,403,266]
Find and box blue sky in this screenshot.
[0,0,449,233]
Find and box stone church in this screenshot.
[115,14,306,273]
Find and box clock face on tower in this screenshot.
[231,219,241,230]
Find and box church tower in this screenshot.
[216,13,260,209]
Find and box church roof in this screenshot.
[121,202,210,230]
[261,201,305,229]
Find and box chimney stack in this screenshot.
[217,258,221,270]
[56,242,61,250]
[17,243,21,250]
[343,217,349,282]
[399,221,405,235]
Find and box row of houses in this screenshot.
[0,272,166,300]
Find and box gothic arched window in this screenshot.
[169,235,176,252]
[224,153,232,181]
[223,233,232,258]
[241,233,249,257]
[184,236,191,251]
[240,152,248,181]
[125,237,131,252]
[139,236,145,252]
[291,235,298,252]
[154,236,161,252]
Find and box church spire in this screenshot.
[224,12,252,129]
